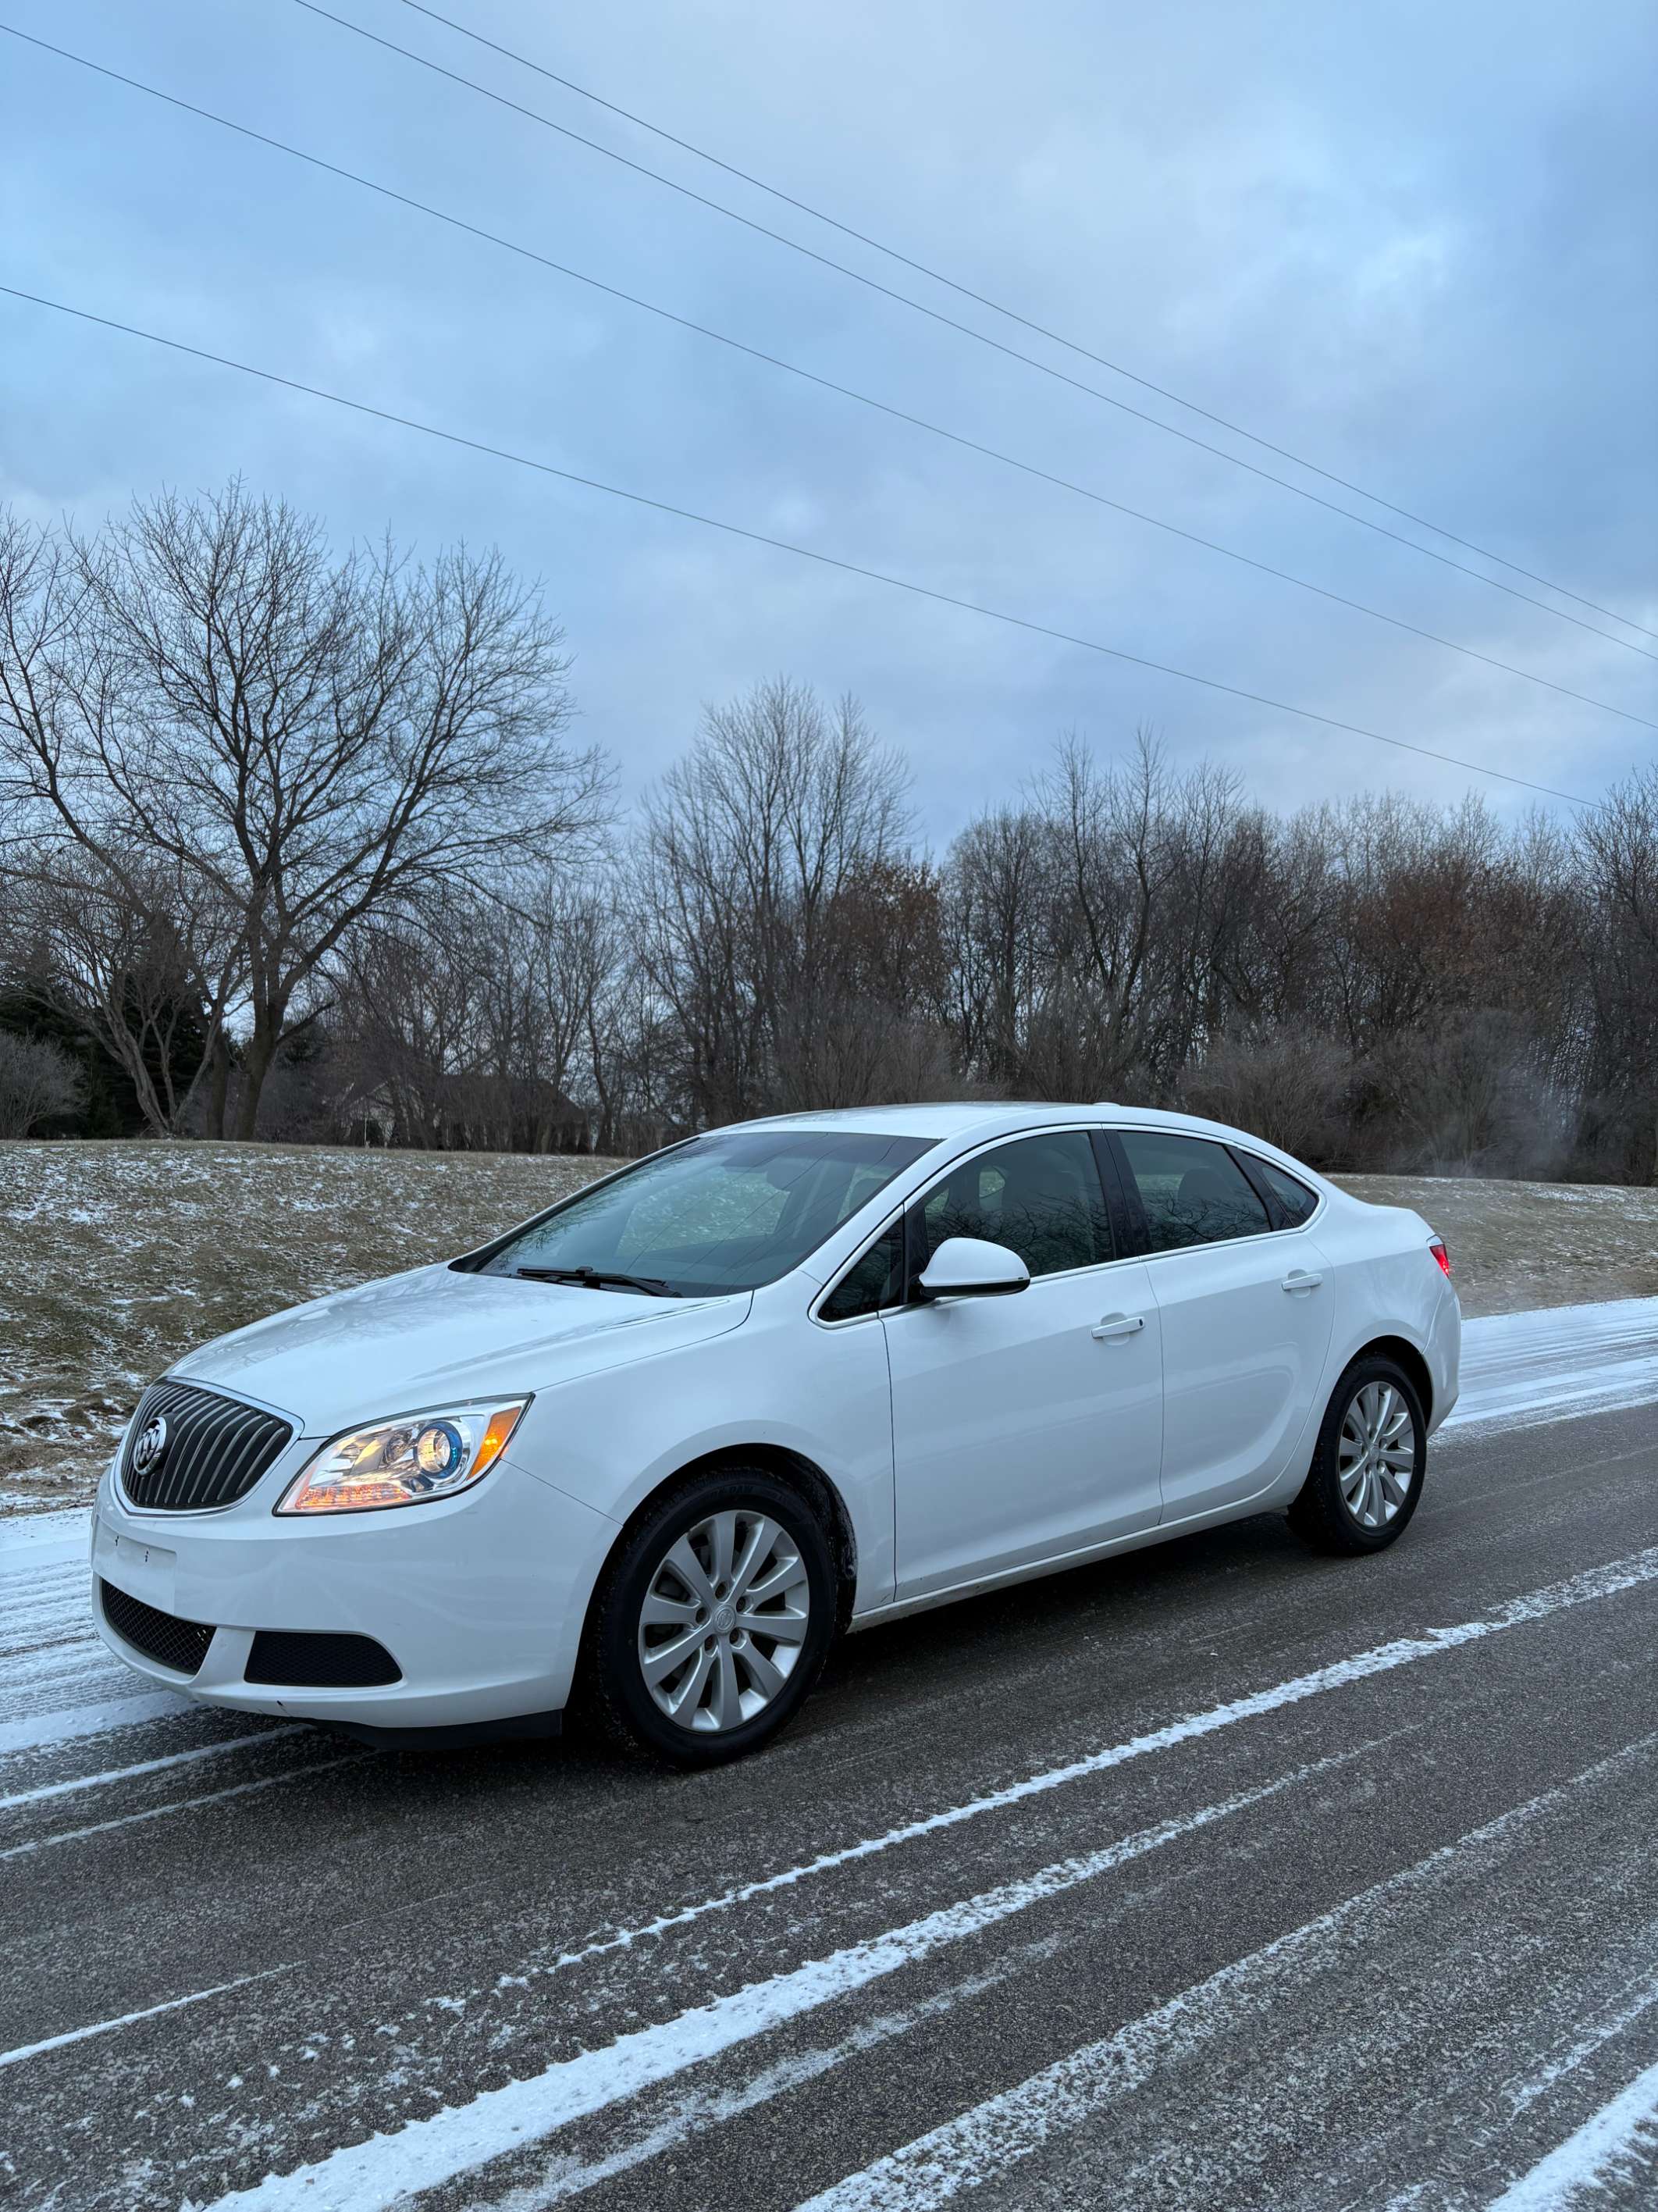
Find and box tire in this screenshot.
[1288,1355,1427,1557]
[583,1466,837,1768]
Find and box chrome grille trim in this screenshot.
[119,1379,294,1511]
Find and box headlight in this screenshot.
[276,1399,529,1516]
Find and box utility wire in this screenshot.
[9,23,1650,734]
[0,283,1605,812]
[395,0,1656,651]
[287,0,1657,664]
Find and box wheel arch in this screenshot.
[1346,1333,1434,1427]
[586,1444,860,1643]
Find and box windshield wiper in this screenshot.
[514,1266,681,1297]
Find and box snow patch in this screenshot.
[0,1690,192,1758]
[0,1967,293,2072]
[0,1505,90,1564]
[1447,1297,1658,1438]
[1486,2052,1658,2207]
[797,1733,1658,2212]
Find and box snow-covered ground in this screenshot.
[2,1139,1655,1516]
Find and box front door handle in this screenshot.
[1281,1270,1324,1293]
[1092,1313,1145,1341]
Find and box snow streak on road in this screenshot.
[3,1294,1658,2212]
[1445,1295,1658,1438]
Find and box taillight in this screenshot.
[1429,1236,1451,1277]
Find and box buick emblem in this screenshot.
[131,1416,169,1476]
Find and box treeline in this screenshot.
[2,486,1655,1181]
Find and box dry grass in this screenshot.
[4,1141,1655,1515]
[1332,1174,1658,1320]
[1,1140,615,1513]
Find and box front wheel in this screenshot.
[585,1468,836,1767]
[1288,1356,1426,1555]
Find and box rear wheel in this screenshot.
[585,1467,836,1767]
[1289,1355,1426,1555]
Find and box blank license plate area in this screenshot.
[97,1522,179,1612]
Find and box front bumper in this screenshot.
[91,1450,617,1734]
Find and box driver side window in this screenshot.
[913,1132,1113,1281]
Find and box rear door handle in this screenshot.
[1281,1270,1324,1293]
[1092,1313,1146,1340]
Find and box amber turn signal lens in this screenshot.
[473,1405,523,1478]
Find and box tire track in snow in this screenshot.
[795,1733,1658,2212]
[0,1689,193,1757]
[362,1539,1658,2026]
[175,1548,1658,2210]
[0,1727,301,1811]
[0,1528,148,1750]
[0,1749,363,1859]
[191,1743,1375,2212]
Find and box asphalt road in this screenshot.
[4,1304,1658,2211]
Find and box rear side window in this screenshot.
[913,1132,1113,1280]
[1252,1157,1319,1226]
[1117,1131,1271,1252]
[820,1220,905,1322]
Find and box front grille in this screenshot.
[121,1379,293,1511]
[245,1631,401,1688]
[100,1580,215,1676]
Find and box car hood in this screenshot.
[171,1263,752,1436]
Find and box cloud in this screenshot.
[2,0,1653,846]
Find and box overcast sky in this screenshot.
[4,0,1653,845]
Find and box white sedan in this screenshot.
[91,1103,1460,1765]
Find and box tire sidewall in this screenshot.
[1317,1356,1427,1551]
[593,1469,837,1767]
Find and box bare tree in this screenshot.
[329,865,617,1151]
[0,488,609,1137]
[0,1028,84,1137]
[11,499,1658,1189]
[6,842,242,1135]
[1576,767,1658,1180]
[0,511,248,1124]
[941,732,1246,1102]
[1179,1024,1350,1159]
[636,678,918,1123]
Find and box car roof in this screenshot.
[734,1100,1291,1150]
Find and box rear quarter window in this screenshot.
[1251,1157,1320,1227]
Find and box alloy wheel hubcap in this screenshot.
[1338,1381,1416,1529]
[638,1510,810,1732]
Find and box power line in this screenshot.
[0,283,1606,812]
[287,0,1658,665]
[396,0,1657,653]
[9,22,1651,736]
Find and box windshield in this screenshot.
[475,1129,938,1297]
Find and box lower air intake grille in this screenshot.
[121,1379,294,1511]
[245,1631,402,1688]
[100,1580,216,1677]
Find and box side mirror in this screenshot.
[915,1236,1030,1302]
